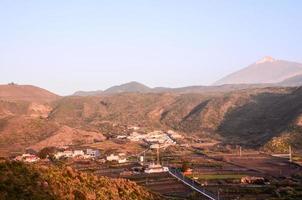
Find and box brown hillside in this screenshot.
[0,84,59,102]
[30,125,106,151]
[1,86,302,154]
[0,161,162,200]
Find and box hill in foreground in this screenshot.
[0,161,162,200]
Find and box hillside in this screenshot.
[1,86,302,154]
[104,81,151,94]
[214,57,302,85]
[0,161,161,200]
[278,74,302,87]
[73,82,273,96]
[73,90,103,96]
[0,83,59,102]
[57,88,302,149]
[30,126,106,151]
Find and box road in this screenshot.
[168,167,219,200]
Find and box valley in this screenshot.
[1,73,302,199]
[2,0,302,198]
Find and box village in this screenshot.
[13,127,184,173]
[11,126,302,200]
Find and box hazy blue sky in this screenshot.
[1,0,302,95]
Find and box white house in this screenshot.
[106,154,119,162]
[54,150,73,159]
[117,135,127,139]
[118,157,127,164]
[14,154,40,163]
[86,149,100,158]
[73,150,85,157]
[106,153,128,163]
[167,130,183,139]
[144,163,168,174]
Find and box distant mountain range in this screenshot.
[2,57,302,100]
[73,82,270,96]
[214,56,302,85]
[73,57,302,96]
[73,90,103,96]
[2,60,302,155]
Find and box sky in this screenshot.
[1,0,302,95]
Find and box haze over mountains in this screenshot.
[214,56,302,85]
[73,81,267,96]
[1,56,302,156]
[72,57,302,96]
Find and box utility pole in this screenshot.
[239,146,242,157]
[217,188,220,200]
[157,147,160,165]
[289,145,293,163]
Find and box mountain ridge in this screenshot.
[1,86,302,155]
[72,57,302,96]
[214,57,302,85]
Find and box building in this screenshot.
[73,150,85,157]
[128,126,140,130]
[116,135,127,139]
[14,154,40,163]
[167,130,183,139]
[106,154,120,162]
[118,157,127,164]
[117,153,127,163]
[144,163,168,174]
[54,150,73,159]
[139,156,144,163]
[86,149,100,158]
[127,132,146,142]
[106,153,128,163]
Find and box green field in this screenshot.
[190,174,246,180]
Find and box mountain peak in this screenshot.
[256,56,276,64]
[104,81,151,94]
[214,58,302,85]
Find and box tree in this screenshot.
[38,147,56,159]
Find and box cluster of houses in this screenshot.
[13,148,131,165]
[54,149,100,159]
[55,149,129,164]
[126,130,180,149]
[14,154,40,163]
[106,153,128,164]
[13,149,101,163]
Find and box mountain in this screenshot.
[50,88,302,151]
[0,83,59,102]
[103,81,151,94]
[2,87,302,155]
[1,83,302,155]
[73,90,103,96]
[214,56,302,85]
[72,82,270,96]
[152,84,269,94]
[72,82,151,96]
[277,74,302,87]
